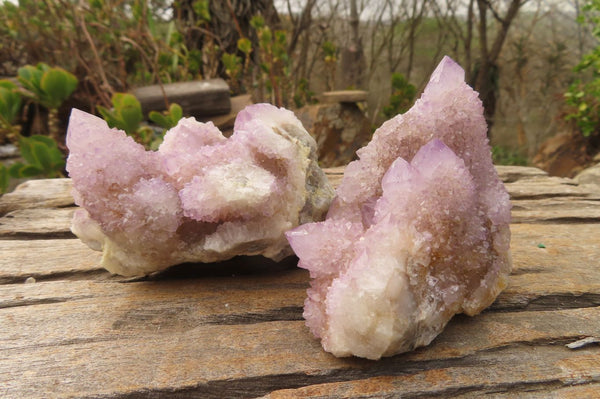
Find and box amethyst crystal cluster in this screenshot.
[66,104,334,276]
[286,56,511,359]
[67,56,510,360]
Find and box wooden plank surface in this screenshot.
[0,178,73,215]
[1,166,599,398]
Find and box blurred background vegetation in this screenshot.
[1,0,600,192]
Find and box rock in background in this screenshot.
[533,131,600,177]
[575,153,600,193]
[296,91,371,168]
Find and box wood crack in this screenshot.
[403,379,568,398]
[0,231,76,240]
[0,296,93,309]
[490,293,600,312]
[0,269,107,285]
[202,306,304,325]
[510,217,600,224]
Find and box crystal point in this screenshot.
[286,57,511,360]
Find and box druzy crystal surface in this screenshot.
[286,56,511,360]
[67,104,334,276]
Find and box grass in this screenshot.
[492,145,529,166]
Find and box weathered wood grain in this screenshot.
[1,223,599,311]
[495,223,600,311]
[261,345,600,398]
[0,208,74,238]
[0,239,103,283]
[1,166,599,398]
[495,164,549,181]
[0,178,73,215]
[511,198,600,223]
[0,221,598,397]
[505,176,592,200]
[1,263,598,351]
[1,297,598,398]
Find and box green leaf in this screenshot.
[17,65,43,95]
[118,104,143,135]
[250,15,264,30]
[39,68,78,108]
[29,134,57,148]
[19,164,45,178]
[169,103,182,122]
[222,53,241,69]
[53,159,66,175]
[274,30,287,46]
[148,111,170,129]
[8,162,43,178]
[11,135,64,178]
[237,38,252,55]
[98,94,143,135]
[0,80,22,125]
[31,141,53,172]
[192,0,210,22]
[111,93,128,110]
[48,146,65,165]
[18,136,39,167]
[31,136,63,174]
[149,103,183,130]
[97,105,122,130]
[8,163,22,178]
[17,63,76,109]
[0,80,18,91]
[259,27,272,48]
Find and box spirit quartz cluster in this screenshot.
[67,56,510,361]
[66,104,334,276]
[286,56,512,359]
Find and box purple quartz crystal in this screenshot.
[286,56,511,360]
[67,103,334,276]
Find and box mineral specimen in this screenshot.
[286,56,511,360]
[66,104,334,276]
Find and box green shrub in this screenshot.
[17,64,77,110]
[563,0,600,138]
[8,135,65,180]
[98,92,182,149]
[383,73,416,119]
[0,64,77,193]
[250,15,291,106]
[97,93,145,137]
[17,63,78,139]
[0,80,21,127]
[0,0,202,109]
[564,81,600,137]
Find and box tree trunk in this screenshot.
[340,0,366,89]
[473,0,525,133]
